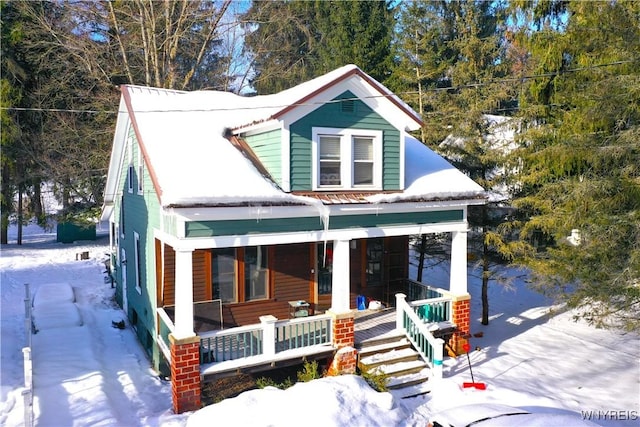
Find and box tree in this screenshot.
[1,0,240,242]
[242,0,396,94]
[505,1,640,330]
[394,0,515,324]
[241,1,320,94]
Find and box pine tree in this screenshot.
[506,1,640,330]
[394,0,515,324]
[242,0,395,94]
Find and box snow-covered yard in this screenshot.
[1,223,638,426]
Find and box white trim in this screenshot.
[154,220,469,252]
[127,134,134,194]
[137,146,143,195]
[399,130,406,190]
[236,119,281,136]
[168,199,477,222]
[134,231,142,294]
[281,125,291,192]
[312,127,383,191]
[278,75,422,132]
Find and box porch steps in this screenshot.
[356,333,431,399]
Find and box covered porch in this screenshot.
[158,223,472,414]
[156,279,464,379]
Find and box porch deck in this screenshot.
[354,308,399,344]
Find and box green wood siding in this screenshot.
[184,210,463,237]
[114,128,162,362]
[289,91,401,191]
[243,129,282,186]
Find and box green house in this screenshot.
[101,65,486,413]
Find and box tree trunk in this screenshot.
[17,187,23,245]
[0,163,10,244]
[481,223,489,325]
[32,180,44,226]
[417,234,427,282]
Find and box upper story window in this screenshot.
[137,147,144,195]
[127,135,134,193]
[312,127,382,190]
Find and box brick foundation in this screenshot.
[326,311,356,375]
[327,346,358,376]
[449,295,471,355]
[169,334,201,414]
[330,311,355,348]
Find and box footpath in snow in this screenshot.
[0,233,184,427]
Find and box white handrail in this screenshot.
[396,293,444,379]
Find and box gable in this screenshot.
[289,91,400,191]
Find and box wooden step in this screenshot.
[356,330,406,349]
[359,347,419,370]
[357,338,411,359]
[369,359,427,378]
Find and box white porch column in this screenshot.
[173,248,195,339]
[330,239,351,313]
[449,230,468,295]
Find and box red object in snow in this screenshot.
[462,341,487,390]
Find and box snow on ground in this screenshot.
[1,223,638,427]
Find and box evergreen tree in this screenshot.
[1,0,239,242]
[394,0,515,324]
[241,1,320,94]
[505,1,640,330]
[242,0,395,94]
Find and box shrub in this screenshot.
[297,360,321,382]
[360,368,388,392]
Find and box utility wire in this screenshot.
[0,58,636,115]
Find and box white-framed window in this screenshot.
[312,127,382,190]
[119,196,125,239]
[134,231,142,294]
[211,246,269,303]
[127,136,134,193]
[137,146,144,195]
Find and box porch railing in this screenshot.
[405,279,447,301]
[395,293,445,379]
[199,314,333,364]
[157,307,175,363]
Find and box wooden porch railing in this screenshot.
[156,307,174,363]
[199,314,333,364]
[395,293,446,379]
[404,279,447,301]
[156,307,333,367]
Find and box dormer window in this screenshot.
[312,127,382,190]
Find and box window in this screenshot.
[119,196,125,239]
[127,134,134,193]
[211,246,269,303]
[127,164,134,193]
[366,238,384,287]
[134,231,142,294]
[313,127,382,190]
[212,248,237,303]
[137,147,144,194]
[244,246,268,301]
[317,243,333,295]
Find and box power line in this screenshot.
[0,58,636,115]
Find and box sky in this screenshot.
[1,222,638,427]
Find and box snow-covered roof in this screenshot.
[366,136,485,203]
[102,65,485,219]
